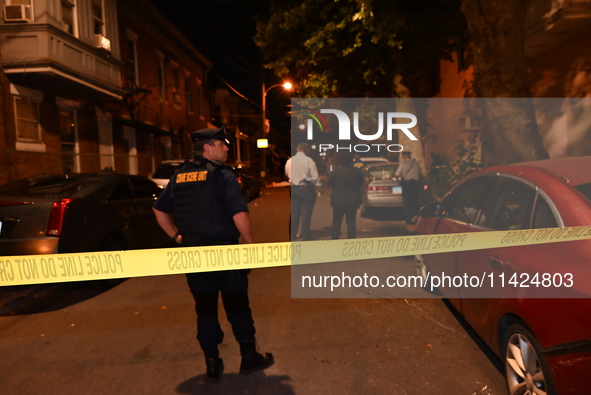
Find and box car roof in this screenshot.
[364,161,398,168]
[0,172,142,198]
[359,157,389,162]
[488,156,591,186]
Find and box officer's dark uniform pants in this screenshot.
[186,270,256,353]
[291,184,317,240]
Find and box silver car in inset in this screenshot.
[360,162,431,217]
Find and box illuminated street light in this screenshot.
[262,81,293,133]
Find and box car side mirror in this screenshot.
[419,201,441,218]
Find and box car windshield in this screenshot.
[152,162,182,179]
[367,165,397,180]
[575,183,591,204]
[0,174,104,198]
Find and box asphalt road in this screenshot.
[0,185,507,394]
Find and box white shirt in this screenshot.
[395,159,420,181]
[285,151,321,187]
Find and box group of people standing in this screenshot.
[286,143,422,241]
[286,142,363,240]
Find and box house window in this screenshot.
[126,34,139,88]
[157,51,166,99]
[61,0,76,35]
[171,64,180,104]
[59,109,78,173]
[185,73,193,112]
[196,78,204,115]
[15,96,41,143]
[91,0,105,35]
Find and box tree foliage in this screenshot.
[256,0,549,167]
[255,0,466,98]
[462,0,549,166]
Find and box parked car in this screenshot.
[328,156,389,174]
[151,159,261,202]
[360,162,431,216]
[415,156,591,395]
[358,156,389,166]
[0,172,170,256]
[150,159,184,187]
[231,164,262,202]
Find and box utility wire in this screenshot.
[214,71,262,107]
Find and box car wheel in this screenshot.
[503,323,556,395]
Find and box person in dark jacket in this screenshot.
[152,127,273,380]
[328,152,364,239]
[395,151,421,224]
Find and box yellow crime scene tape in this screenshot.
[1,225,591,287]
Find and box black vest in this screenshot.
[172,158,239,243]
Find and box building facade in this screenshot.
[0,0,211,185]
[115,0,212,175]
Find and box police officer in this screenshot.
[152,127,273,380]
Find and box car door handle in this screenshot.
[488,257,503,270]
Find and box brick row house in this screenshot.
[0,0,212,185]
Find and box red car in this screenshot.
[416,156,591,395]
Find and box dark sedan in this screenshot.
[231,164,261,202]
[0,173,170,256]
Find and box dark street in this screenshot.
[0,186,506,394]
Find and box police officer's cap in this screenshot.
[191,126,229,145]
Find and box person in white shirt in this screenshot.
[285,142,321,240]
[395,151,421,224]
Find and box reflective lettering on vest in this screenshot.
[171,161,239,242]
[176,171,208,184]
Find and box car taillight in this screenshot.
[423,184,429,190]
[367,186,390,191]
[47,198,75,236]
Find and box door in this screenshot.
[428,175,497,301]
[457,177,537,342]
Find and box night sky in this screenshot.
[148,0,271,103]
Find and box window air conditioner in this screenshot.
[4,5,32,22]
[459,115,482,131]
[93,34,111,51]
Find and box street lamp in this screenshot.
[262,81,293,134]
[259,81,293,182]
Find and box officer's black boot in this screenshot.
[204,347,223,380]
[239,338,274,374]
